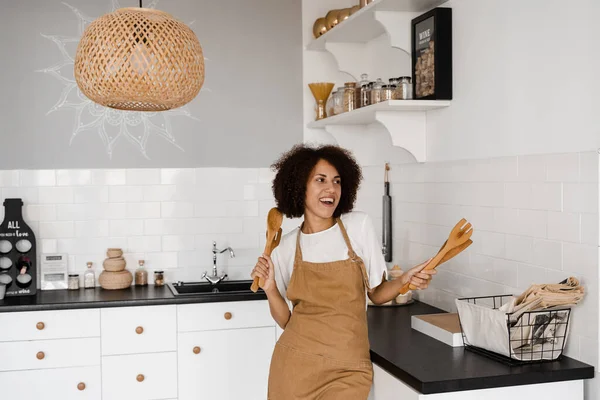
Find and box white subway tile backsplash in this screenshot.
[505,234,533,263]
[0,171,19,187]
[41,239,57,254]
[531,183,562,211]
[532,239,562,271]
[125,202,161,219]
[127,236,162,253]
[547,211,580,243]
[2,188,39,205]
[126,169,160,185]
[162,202,194,218]
[579,151,599,183]
[474,231,505,258]
[563,183,598,213]
[504,183,532,209]
[110,219,144,236]
[563,243,597,278]
[57,170,91,186]
[75,220,109,237]
[74,187,109,204]
[580,213,599,246]
[546,153,579,182]
[517,155,546,182]
[144,252,178,269]
[39,187,73,204]
[517,263,549,290]
[39,221,74,238]
[143,185,177,201]
[24,205,56,222]
[109,186,144,203]
[162,235,195,252]
[20,170,55,187]
[492,258,519,288]
[161,168,196,185]
[91,169,126,186]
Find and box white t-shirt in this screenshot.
[271,211,388,307]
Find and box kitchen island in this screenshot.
[0,286,594,399]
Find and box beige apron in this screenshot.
[268,218,373,400]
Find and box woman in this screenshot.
[251,144,435,400]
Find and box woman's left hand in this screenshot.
[401,259,437,290]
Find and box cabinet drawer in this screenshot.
[0,366,101,400]
[177,300,274,332]
[101,305,176,355]
[0,338,100,372]
[102,352,177,400]
[0,309,100,342]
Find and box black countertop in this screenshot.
[368,301,594,394]
[0,284,267,312]
[0,287,594,394]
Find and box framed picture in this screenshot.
[411,8,452,100]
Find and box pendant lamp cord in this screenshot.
[139,0,142,7]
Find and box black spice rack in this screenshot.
[456,294,571,366]
[0,198,37,297]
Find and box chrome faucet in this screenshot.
[202,241,234,284]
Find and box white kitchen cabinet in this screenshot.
[177,300,274,332]
[0,337,100,372]
[178,326,276,400]
[0,308,100,341]
[102,352,178,400]
[0,366,102,400]
[101,305,176,355]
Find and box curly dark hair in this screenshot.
[271,144,363,219]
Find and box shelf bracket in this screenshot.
[374,111,426,162]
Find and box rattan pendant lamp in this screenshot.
[74,0,204,112]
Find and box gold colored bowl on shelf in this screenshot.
[338,8,351,23]
[325,9,341,29]
[312,17,328,38]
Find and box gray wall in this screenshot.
[0,0,303,169]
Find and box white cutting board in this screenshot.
[411,313,464,347]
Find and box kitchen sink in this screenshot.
[167,279,261,296]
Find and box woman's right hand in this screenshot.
[251,254,277,293]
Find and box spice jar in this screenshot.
[361,83,371,108]
[326,91,335,117]
[135,260,148,286]
[370,78,384,105]
[333,87,344,115]
[343,82,356,113]
[381,84,395,101]
[396,76,413,100]
[355,73,369,109]
[154,270,165,286]
[84,261,95,289]
[389,78,400,99]
[68,274,80,290]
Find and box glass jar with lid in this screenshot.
[154,270,165,286]
[355,73,369,109]
[333,87,345,115]
[343,82,356,113]
[370,78,384,105]
[395,76,413,100]
[389,78,400,99]
[381,84,395,101]
[361,82,371,108]
[135,259,148,286]
[68,274,79,290]
[84,261,95,289]
[326,90,336,117]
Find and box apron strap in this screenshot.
[337,217,372,292]
[336,217,357,260]
[294,225,304,264]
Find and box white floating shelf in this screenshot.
[307,0,449,51]
[307,100,450,128]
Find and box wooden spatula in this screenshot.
[399,218,473,294]
[250,208,283,293]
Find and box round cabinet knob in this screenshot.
[136,374,145,382]
[36,322,45,331]
[135,326,144,334]
[193,346,201,354]
[36,351,45,360]
[224,312,232,320]
[77,382,86,391]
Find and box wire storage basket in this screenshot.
[456,295,571,366]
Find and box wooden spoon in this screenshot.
[250,208,283,293]
[399,218,473,294]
